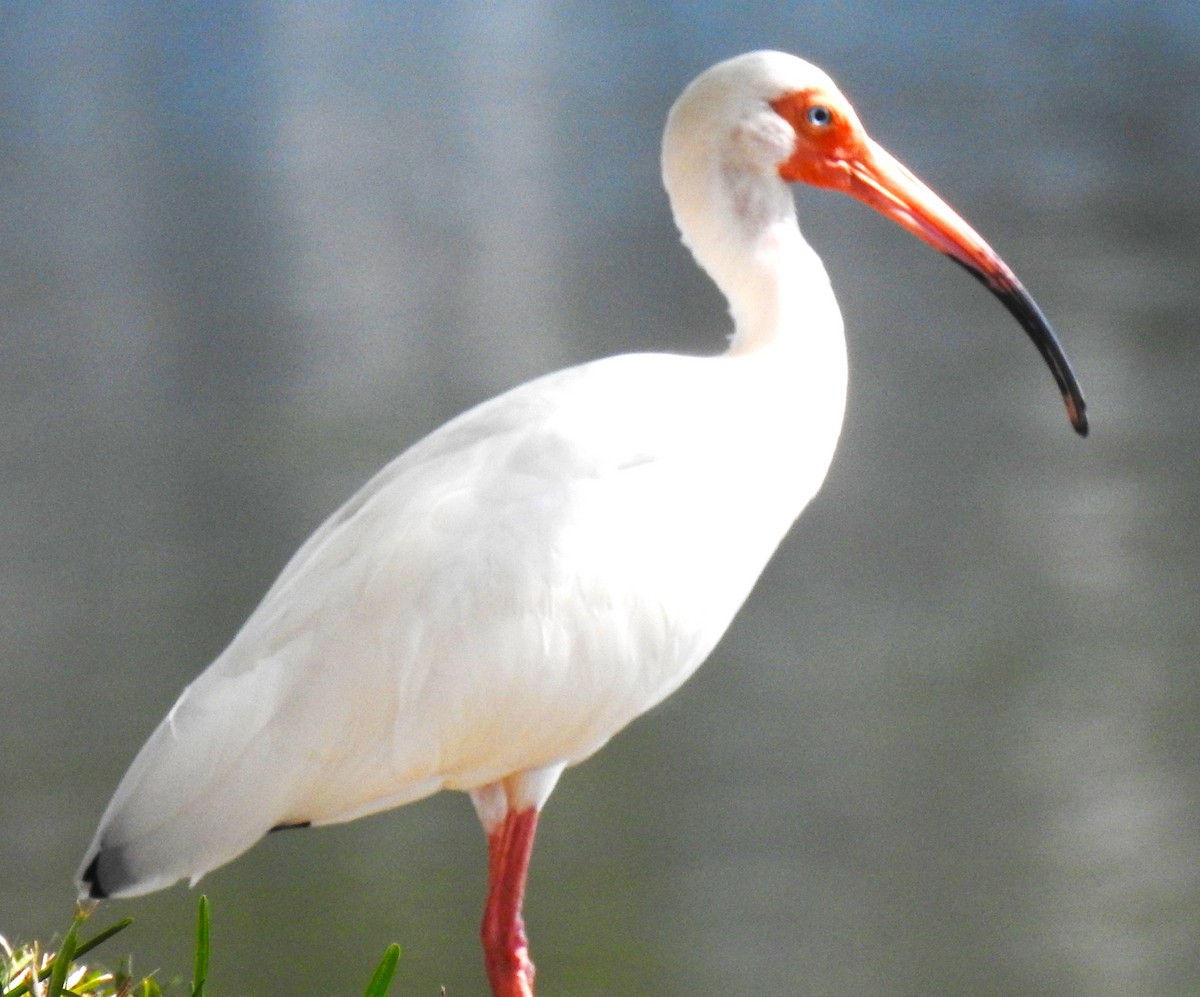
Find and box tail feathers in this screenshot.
[79,851,110,899]
[74,775,305,901]
[77,821,314,900]
[74,657,309,901]
[75,801,292,901]
[76,839,188,900]
[77,844,171,900]
[74,636,430,901]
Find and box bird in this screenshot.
[77,51,1087,997]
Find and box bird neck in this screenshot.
[664,141,844,360]
[721,218,843,359]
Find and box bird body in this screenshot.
[85,340,846,896]
[79,51,1085,996]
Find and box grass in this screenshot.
[0,897,402,997]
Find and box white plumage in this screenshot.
[83,342,844,894]
[78,51,1083,995]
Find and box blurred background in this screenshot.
[3,2,1197,994]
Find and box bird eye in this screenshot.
[807,105,833,128]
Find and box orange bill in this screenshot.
[771,90,1088,436]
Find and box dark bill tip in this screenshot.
[947,257,1088,437]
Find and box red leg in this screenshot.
[481,806,540,997]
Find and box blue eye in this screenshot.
[807,105,833,127]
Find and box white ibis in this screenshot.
[77,51,1086,996]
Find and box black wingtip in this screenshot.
[80,852,110,900]
[268,819,312,834]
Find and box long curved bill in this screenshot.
[846,139,1088,436]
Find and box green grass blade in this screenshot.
[72,918,133,963]
[2,911,100,997]
[45,911,83,997]
[1,963,31,996]
[1,912,142,997]
[2,956,32,997]
[362,943,401,997]
[190,896,211,997]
